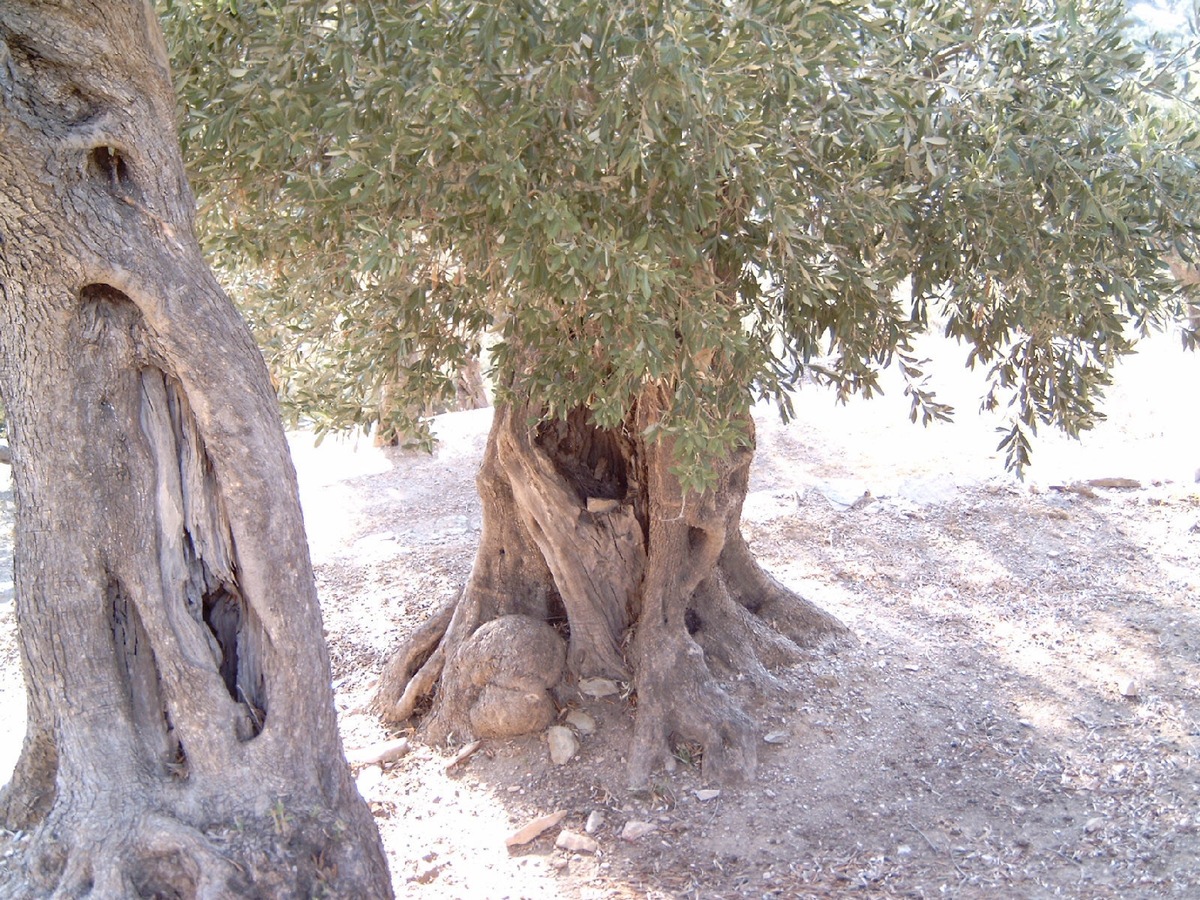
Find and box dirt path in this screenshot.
[1,331,1198,897]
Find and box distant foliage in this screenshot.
[163,0,1200,479]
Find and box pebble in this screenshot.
[621,820,657,841]
[1085,817,1106,834]
[763,731,788,744]
[585,810,606,834]
[547,726,579,765]
[694,789,721,802]
[565,709,597,735]
[1118,677,1139,698]
[555,830,599,854]
[346,737,410,767]
[578,677,621,698]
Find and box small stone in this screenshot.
[565,709,597,735]
[585,810,606,834]
[555,830,599,854]
[621,820,657,841]
[578,677,621,698]
[1084,817,1106,834]
[763,730,788,744]
[1118,677,1139,698]
[694,789,721,802]
[505,810,568,848]
[547,726,578,765]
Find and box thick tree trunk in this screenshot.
[376,385,850,788]
[0,3,391,896]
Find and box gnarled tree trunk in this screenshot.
[0,3,391,896]
[376,383,850,788]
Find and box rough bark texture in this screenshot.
[377,383,851,789]
[0,3,391,896]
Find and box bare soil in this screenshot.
[2,330,1199,898]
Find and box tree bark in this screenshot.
[0,3,391,896]
[376,384,850,788]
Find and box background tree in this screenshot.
[0,2,392,895]
[167,0,1200,786]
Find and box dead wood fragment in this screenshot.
[445,739,483,771]
[505,810,568,848]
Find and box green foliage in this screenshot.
[162,0,1200,481]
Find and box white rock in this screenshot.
[763,730,788,744]
[547,726,578,765]
[346,737,410,767]
[584,810,606,834]
[694,789,721,802]
[621,820,657,841]
[555,830,599,854]
[1084,817,1106,834]
[898,474,958,506]
[578,677,621,698]
[565,709,597,735]
[1118,677,1139,698]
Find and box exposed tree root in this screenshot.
[627,617,758,790]
[5,797,381,899]
[0,719,56,833]
[688,573,802,686]
[720,531,853,650]
[14,808,241,899]
[373,592,458,723]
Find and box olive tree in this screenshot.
[0,1,392,894]
[167,0,1199,787]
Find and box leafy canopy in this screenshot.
[163,0,1200,484]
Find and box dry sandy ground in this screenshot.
[1,329,1198,898]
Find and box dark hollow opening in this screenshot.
[202,587,242,702]
[536,407,633,501]
[86,144,132,189]
[79,282,135,308]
